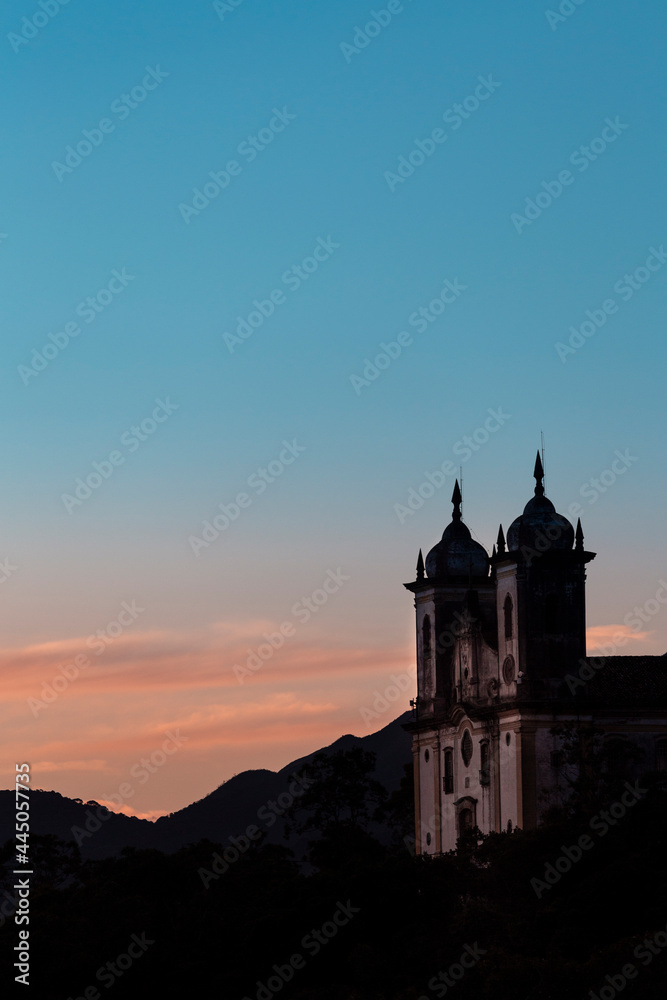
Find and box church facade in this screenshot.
[404,454,667,854]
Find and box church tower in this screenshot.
[493,452,595,701]
[405,482,495,721]
[404,455,597,853]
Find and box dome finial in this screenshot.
[424,479,489,579]
[507,453,575,552]
[451,479,462,521]
[416,549,425,580]
[533,450,545,496]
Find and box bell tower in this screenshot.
[405,482,495,719]
[405,483,499,854]
[492,453,595,700]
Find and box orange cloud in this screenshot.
[586,623,652,652]
[95,800,164,821]
[0,620,414,813]
[14,694,342,763]
[33,759,109,773]
[0,623,410,703]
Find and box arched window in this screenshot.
[656,739,667,771]
[545,593,559,634]
[422,615,432,661]
[504,595,513,639]
[443,749,453,794]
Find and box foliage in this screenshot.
[2,742,667,999]
[284,747,388,868]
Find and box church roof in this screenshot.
[585,654,667,709]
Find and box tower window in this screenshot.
[545,594,559,634]
[443,749,453,794]
[461,730,473,767]
[504,595,513,639]
[422,615,432,661]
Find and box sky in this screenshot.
[1,0,666,818]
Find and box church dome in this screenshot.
[506,453,574,551]
[425,482,490,580]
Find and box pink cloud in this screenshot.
[32,759,109,773]
[586,623,652,653]
[0,624,410,702]
[95,799,164,821]
[0,621,414,813]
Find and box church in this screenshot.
[404,454,667,854]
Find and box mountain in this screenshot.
[0,712,413,858]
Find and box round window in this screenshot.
[502,655,515,684]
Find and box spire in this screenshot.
[451,480,462,521]
[416,549,425,580]
[533,450,545,496]
[497,524,506,555]
[490,545,497,580]
[575,518,584,551]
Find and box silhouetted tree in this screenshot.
[285,747,388,868]
[375,761,415,850]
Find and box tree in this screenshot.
[375,761,415,851]
[284,747,388,868]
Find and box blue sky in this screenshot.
[2,0,667,810]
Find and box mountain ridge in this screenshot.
[1,712,413,858]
